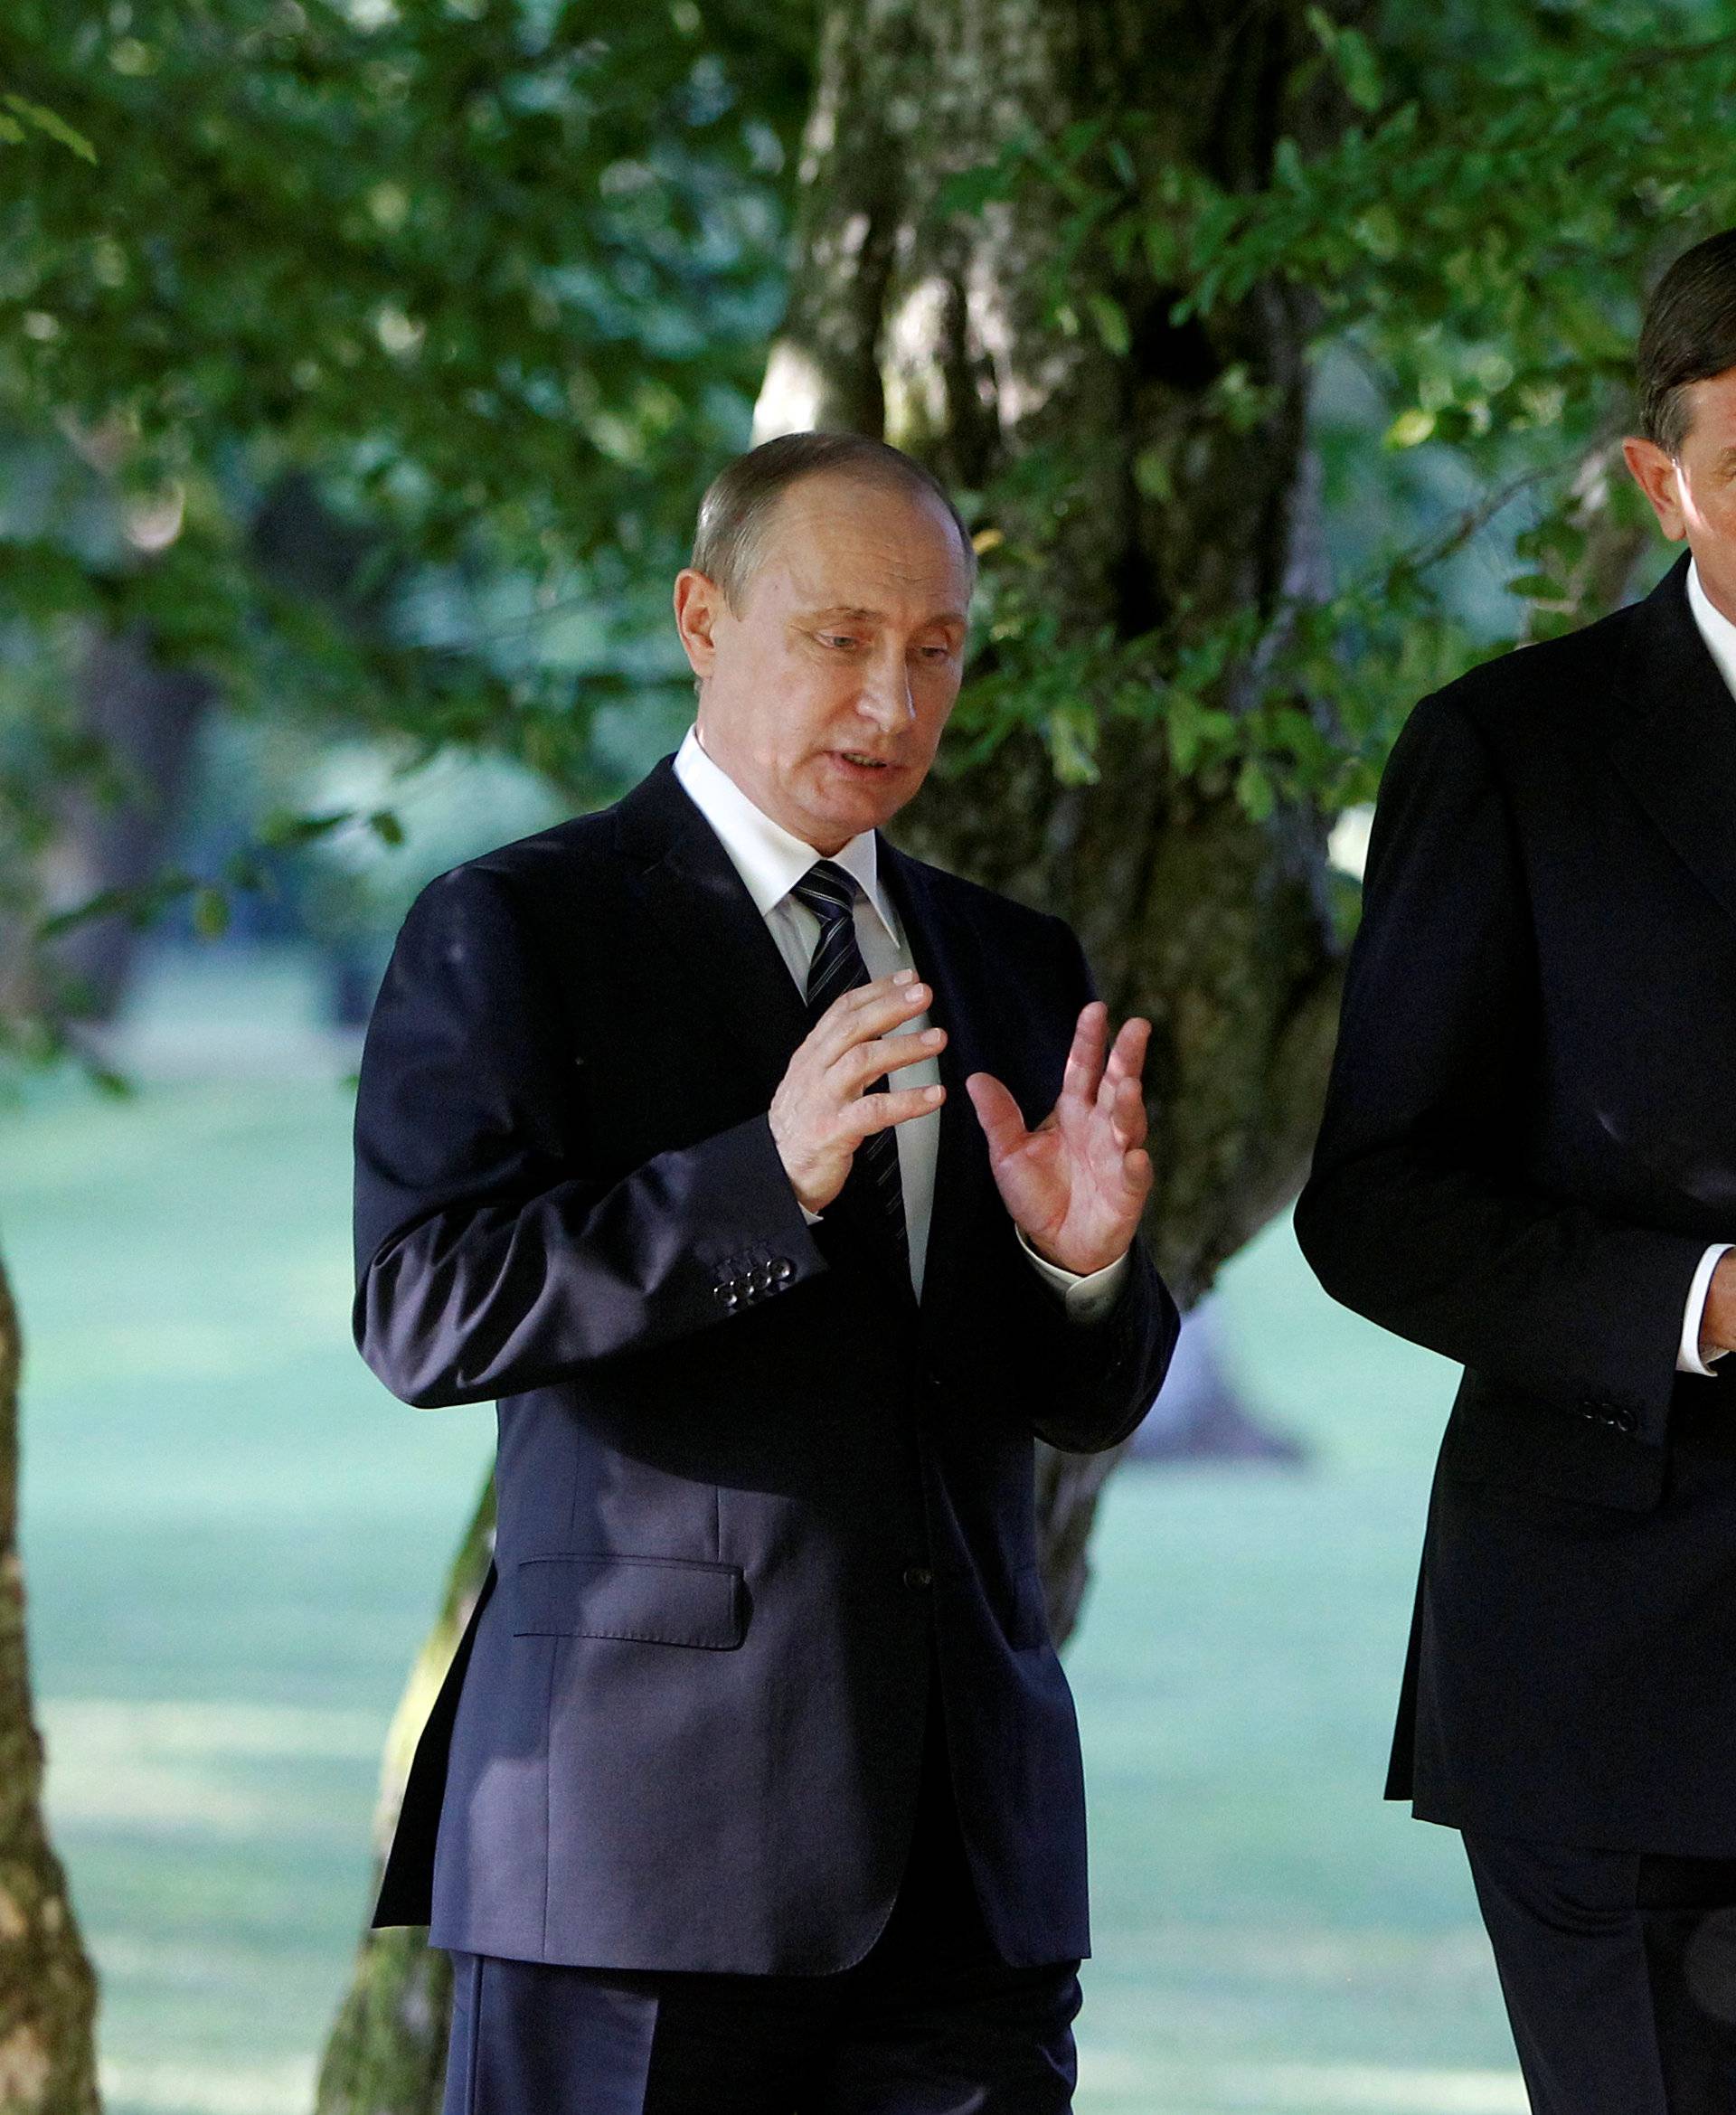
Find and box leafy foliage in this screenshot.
[947,0,1736,810]
[5,0,1736,1064]
[0,0,813,1065]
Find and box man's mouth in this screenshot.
[832,751,898,771]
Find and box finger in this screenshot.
[1101,1014,1151,1087]
[837,1026,946,1092]
[1097,1022,1150,1118]
[1105,1070,1148,1149]
[846,1081,946,1135]
[811,977,933,1061]
[1061,1001,1109,1107]
[965,1070,1028,1159]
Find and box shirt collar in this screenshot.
[1686,556,1736,703]
[672,723,901,942]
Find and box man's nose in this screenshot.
[857,648,914,730]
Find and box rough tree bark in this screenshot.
[316,2,1354,2101]
[760,0,1349,1638]
[0,1251,100,2113]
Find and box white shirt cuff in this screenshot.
[1014,1224,1131,1326]
[1677,1242,1732,1376]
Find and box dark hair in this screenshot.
[691,431,976,612]
[1637,229,1736,456]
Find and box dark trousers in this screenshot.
[439,1684,1080,2115]
[1463,1828,1736,2113]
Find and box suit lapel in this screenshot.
[611,754,810,1114]
[1608,552,1736,933]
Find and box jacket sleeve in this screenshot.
[1012,917,1182,1455]
[1292,689,1708,1444]
[352,862,826,1408]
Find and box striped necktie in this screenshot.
[789,859,910,1273]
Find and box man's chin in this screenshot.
[798,762,912,842]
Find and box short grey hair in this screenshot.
[691,431,976,612]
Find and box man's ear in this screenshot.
[674,567,723,677]
[1621,435,1688,541]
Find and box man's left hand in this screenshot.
[965,1001,1153,1278]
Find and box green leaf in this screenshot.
[258,807,353,850]
[1133,447,1173,502]
[192,885,231,939]
[1385,407,1436,449]
[1236,759,1275,822]
[1085,292,1131,357]
[368,807,407,847]
[2,93,98,162]
[1045,704,1101,786]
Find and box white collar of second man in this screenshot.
[1686,556,1736,703]
[673,723,901,944]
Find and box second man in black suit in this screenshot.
[1297,231,1736,2110]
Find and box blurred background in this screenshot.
[5,1,1735,2109]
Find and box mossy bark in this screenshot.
[0,1252,100,2114]
[311,1478,495,2115]
[760,0,1353,1638]
[317,3,1358,2101]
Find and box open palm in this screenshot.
[965,1001,1153,1278]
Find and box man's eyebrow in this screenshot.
[799,604,969,626]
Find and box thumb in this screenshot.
[966,1071,1027,1161]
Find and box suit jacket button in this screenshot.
[903,1565,933,1590]
[1615,1407,1638,1435]
[772,1258,794,1282]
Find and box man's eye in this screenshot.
[917,646,953,661]
[820,634,859,650]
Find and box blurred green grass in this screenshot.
[2,948,1522,2114]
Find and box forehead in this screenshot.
[1682,364,1736,447]
[752,473,971,613]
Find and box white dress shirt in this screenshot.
[672,724,1130,1321]
[1674,560,1733,1375]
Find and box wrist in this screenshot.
[1703,1252,1736,1361]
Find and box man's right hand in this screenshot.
[769,970,947,1213]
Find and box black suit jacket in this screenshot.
[1295,552,1736,1854]
[352,751,1178,1970]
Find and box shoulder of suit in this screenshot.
[401,806,627,941]
[888,843,1072,949]
[1419,590,1642,751]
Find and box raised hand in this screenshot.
[769,970,946,1213]
[964,1001,1152,1277]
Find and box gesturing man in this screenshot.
[352,431,1178,2114]
[1296,230,1736,2110]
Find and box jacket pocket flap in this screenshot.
[512,1553,746,1649]
[1440,1371,1665,1514]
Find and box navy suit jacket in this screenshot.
[1296,553,1736,1855]
[352,751,1179,1971]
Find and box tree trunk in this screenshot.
[38,628,214,1028]
[0,1250,101,2113]
[311,1479,495,2115]
[761,0,1348,1635]
[317,2,1354,2101]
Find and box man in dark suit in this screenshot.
[1295,230,1736,2110]
[351,430,1178,2112]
